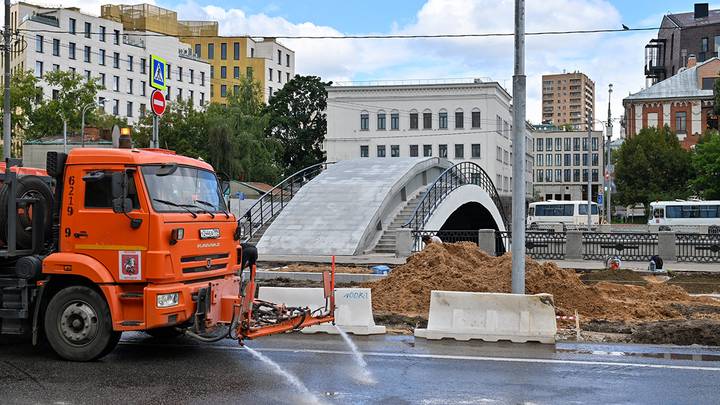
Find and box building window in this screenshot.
[573,137,580,151]
[141,58,146,74]
[546,169,553,182]
[582,137,588,151]
[439,112,448,129]
[99,26,106,42]
[555,137,562,151]
[287,72,290,82]
[268,68,273,81]
[127,78,133,94]
[177,88,183,101]
[360,113,369,130]
[127,101,133,117]
[99,73,105,87]
[439,144,448,158]
[221,66,227,79]
[591,137,599,151]
[233,85,239,95]
[141,81,146,96]
[536,138,544,151]
[536,153,543,166]
[128,55,134,71]
[140,103,146,117]
[167,86,172,99]
[200,93,205,104]
[410,145,419,157]
[113,30,120,45]
[112,99,119,115]
[546,138,553,151]
[36,35,43,53]
[497,146,502,162]
[471,144,481,158]
[505,151,511,165]
[189,90,194,103]
[574,153,580,166]
[189,69,195,83]
[69,42,76,59]
[391,144,400,157]
[377,145,386,157]
[246,67,253,80]
[591,153,599,166]
[221,85,227,97]
[52,38,60,56]
[267,86,272,97]
[113,52,119,68]
[84,22,91,38]
[496,115,502,133]
[35,61,43,78]
[564,154,571,166]
[69,18,76,35]
[536,170,544,183]
[455,111,466,129]
[233,66,239,79]
[377,112,386,130]
[592,169,599,182]
[220,43,227,60]
[410,112,418,129]
[582,153,588,166]
[423,112,432,129]
[278,72,281,83]
[675,111,687,134]
[564,138,571,151]
[583,169,589,182]
[99,49,105,65]
[564,169,571,182]
[573,169,580,182]
[455,144,464,158]
[167,64,171,79]
[84,46,91,63]
[503,121,510,138]
[208,43,215,59]
[232,42,240,60]
[546,153,552,165]
[423,144,432,157]
[469,111,480,128]
[390,112,399,130]
[360,145,369,157]
[201,71,206,85]
[555,153,561,166]
[286,54,290,67]
[113,76,119,92]
[555,169,562,183]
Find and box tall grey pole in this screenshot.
[81,108,86,148]
[511,0,526,295]
[586,114,592,228]
[62,119,67,153]
[3,0,11,159]
[606,84,613,225]
[152,115,158,148]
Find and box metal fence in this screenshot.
[677,233,720,263]
[494,231,566,260]
[411,230,479,252]
[582,232,658,261]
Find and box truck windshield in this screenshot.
[142,165,227,213]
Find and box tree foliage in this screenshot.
[691,130,720,199]
[614,126,694,205]
[0,70,43,135]
[265,75,329,176]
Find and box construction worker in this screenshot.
[421,234,443,248]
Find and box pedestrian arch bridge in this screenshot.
[241,158,508,256]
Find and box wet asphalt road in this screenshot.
[2,333,720,405]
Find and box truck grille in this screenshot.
[181,253,229,274]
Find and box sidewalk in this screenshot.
[259,253,406,266]
[542,260,720,273]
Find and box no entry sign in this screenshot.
[151,90,166,116]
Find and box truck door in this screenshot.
[62,166,150,282]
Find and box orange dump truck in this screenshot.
[0,147,334,361]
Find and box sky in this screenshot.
[14,1,720,137]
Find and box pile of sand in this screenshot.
[367,242,720,323]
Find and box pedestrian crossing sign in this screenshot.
[150,55,166,91]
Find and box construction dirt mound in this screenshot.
[367,242,720,324]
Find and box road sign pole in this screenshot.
[152,114,158,148]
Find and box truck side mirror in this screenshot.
[111,172,126,200]
[112,198,133,214]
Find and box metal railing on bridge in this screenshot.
[235,162,333,241]
[495,230,566,259]
[403,162,509,231]
[677,233,720,263]
[582,232,658,261]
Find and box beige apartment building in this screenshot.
[541,72,595,128]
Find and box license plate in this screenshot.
[199,228,220,239]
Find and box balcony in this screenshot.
[645,38,667,82]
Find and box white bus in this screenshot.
[648,200,720,226]
[526,200,599,228]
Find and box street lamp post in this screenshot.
[584,118,607,229]
[81,99,105,148]
[606,84,613,225]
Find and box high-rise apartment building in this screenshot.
[4,2,211,124]
[101,4,295,104]
[541,72,595,128]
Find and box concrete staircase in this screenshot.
[372,192,425,254]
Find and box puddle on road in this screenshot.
[556,348,720,362]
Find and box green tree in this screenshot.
[614,125,694,205]
[0,70,44,136]
[133,98,208,159]
[206,77,280,182]
[691,130,720,199]
[27,70,102,139]
[264,75,329,176]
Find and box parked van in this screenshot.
[648,200,720,226]
[527,200,599,228]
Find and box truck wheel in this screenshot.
[145,326,183,339]
[0,175,54,249]
[44,286,120,361]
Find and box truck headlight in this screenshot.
[157,292,179,308]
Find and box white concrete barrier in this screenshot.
[257,287,386,335]
[414,291,556,344]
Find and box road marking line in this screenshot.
[118,341,720,371]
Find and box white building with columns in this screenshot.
[324,80,533,197]
[4,2,211,124]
